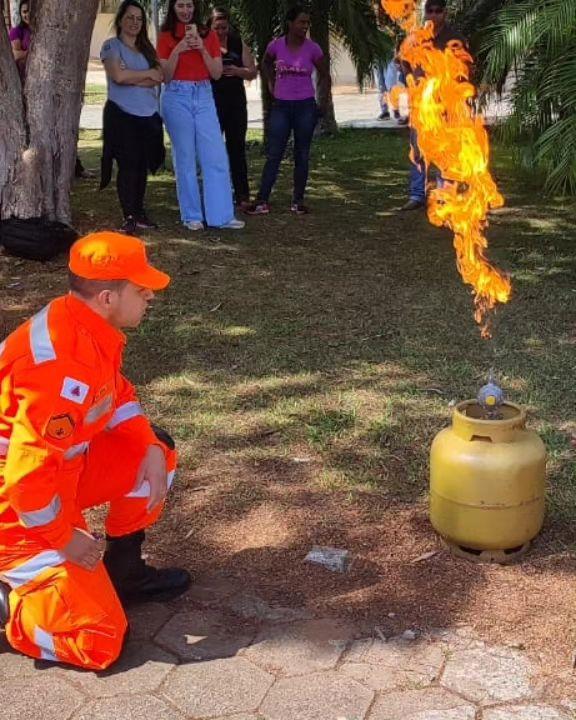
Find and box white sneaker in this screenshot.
[219,218,245,230]
[183,220,204,231]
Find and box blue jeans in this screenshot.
[374,63,388,113]
[257,98,318,205]
[161,80,234,226]
[409,128,426,203]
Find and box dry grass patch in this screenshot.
[2,129,576,674]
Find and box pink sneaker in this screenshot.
[244,202,270,216]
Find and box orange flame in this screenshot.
[387,84,407,112]
[381,0,511,338]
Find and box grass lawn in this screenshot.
[84,83,107,106]
[2,127,576,676]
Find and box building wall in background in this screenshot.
[91,13,116,57]
[330,39,359,87]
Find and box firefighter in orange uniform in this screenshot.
[0,232,190,671]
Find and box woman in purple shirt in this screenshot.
[9,1,31,82]
[246,6,328,216]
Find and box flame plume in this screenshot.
[382,0,511,338]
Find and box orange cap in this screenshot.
[69,232,170,290]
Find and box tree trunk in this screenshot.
[0,0,27,216]
[2,0,11,29]
[310,4,337,135]
[0,0,99,223]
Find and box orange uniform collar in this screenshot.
[65,294,126,359]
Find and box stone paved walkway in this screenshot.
[0,575,573,720]
[80,73,511,131]
[79,89,405,132]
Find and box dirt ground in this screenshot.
[150,446,576,691]
[3,129,576,695]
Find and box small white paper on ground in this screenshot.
[304,546,353,573]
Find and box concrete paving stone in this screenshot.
[483,707,572,720]
[539,670,576,712]
[561,698,576,712]
[261,670,373,720]
[0,632,123,681]
[225,592,312,623]
[429,627,487,652]
[368,687,476,720]
[342,660,425,693]
[154,608,256,661]
[0,675,85,720]
[243,618,357,676]
[342,636,445,691]
[441,647,538,706]
[74,694,184,720]
[57,640,177,698]
[0,635,42,678]
[162,656,274,717]
[210,716,262,720]
[187,574,240,604]
[126,602,174,640]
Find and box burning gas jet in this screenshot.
[382,0,511,338]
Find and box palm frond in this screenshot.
[481,0,576,84]
[225,0,283,58]
[479,0,576,194]
[329,0,393,83]
[535,114,576,195]
[449,0,508,40]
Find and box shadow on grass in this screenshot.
[1,129,576,666]
[4,128,575,525]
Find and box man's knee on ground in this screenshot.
[6,582,129,672]
[93,617,130,671]
[74,615,129,671]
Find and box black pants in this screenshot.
[101,101,165,220]
[215,97,250,204]
[117,153,148,219]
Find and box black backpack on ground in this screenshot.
[0,218,78,262]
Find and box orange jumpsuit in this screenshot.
[0,295,176,670]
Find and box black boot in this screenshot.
[103,530,191,606]
[150,424,175,450]
[0,581,10,628]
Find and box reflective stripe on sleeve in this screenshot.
[19,494,62,528]
[0,437,8,458]
[107,401,144,429]
[63,441,90,461]
[0,340,5,357]
[34,626,58,662]
[126,481,150,499]
[125,470,175,499]
[29,305,57,364]
[1,550,65,589]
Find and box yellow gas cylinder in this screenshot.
[430,401,546,563]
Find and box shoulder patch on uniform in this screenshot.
[46,414,75,440]
[61,377,90,405]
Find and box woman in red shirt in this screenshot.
[157,0,244,230]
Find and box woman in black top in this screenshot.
[209,7,257,209]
